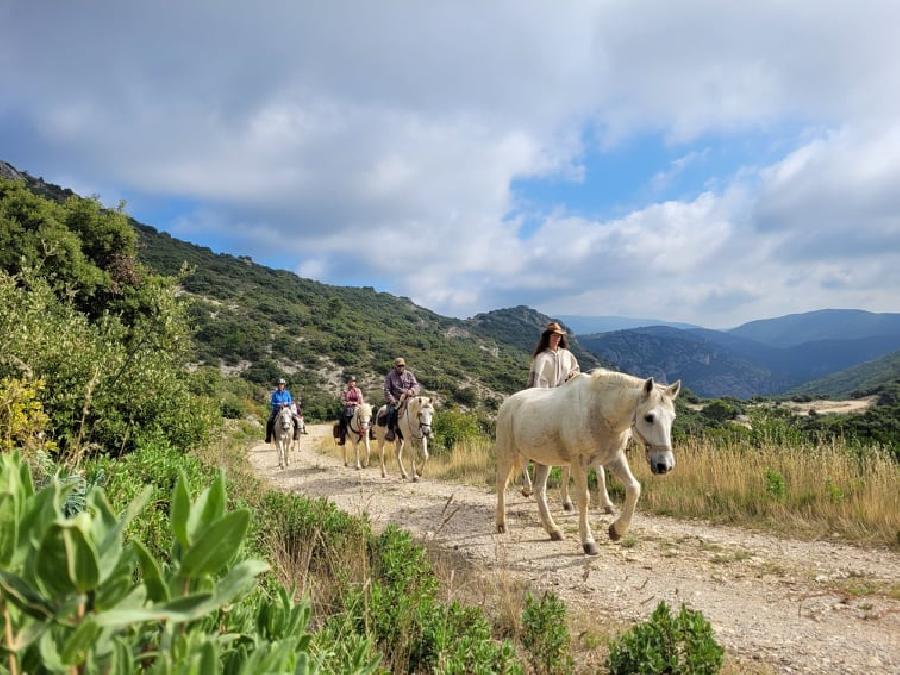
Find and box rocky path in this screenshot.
[249,426,899,674]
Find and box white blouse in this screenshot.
[529,348,580,388]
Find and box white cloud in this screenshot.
[2,2,900,323]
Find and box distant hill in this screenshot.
[789,350,900,399]
[3,160,535,417]
[579,328,779,398]
[728,309,900,347]
[557,314,700,335]
[467,305,601,372]
[581,325,900,398]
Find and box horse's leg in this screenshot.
[495,450,518,534]
[285,436,291,466]
[411,440,418,482]
[571,460,597,554]
[378,435,387,478]
[413,438,428,480]
[534,463,563,541]
[396,438,408,480]
[363,434,371,468]
[595,463,615,515]
[606,452,641,541]
[353,437,362,470]
[520,462,533,497]
[561,465,574,511]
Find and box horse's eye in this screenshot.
[644,414,655,424]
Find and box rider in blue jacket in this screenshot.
[266,378,293,443]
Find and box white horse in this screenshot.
[342,403,373,470]
[495,370,680,555]
[374,396,435,481]
[272,405,294,470]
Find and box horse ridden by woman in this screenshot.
[373,394,435,481]
[272,404,295,470]
[495,369,680,555]
[342,402,374,470]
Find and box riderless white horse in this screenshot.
[373,395,435,481]
[495,370,680,555]
[342,402,373,470]
[272,404,295,470]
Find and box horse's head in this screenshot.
[277,404,294,430]
[411,396,435,439]
[632,378,680,475]
[357,402,373,428]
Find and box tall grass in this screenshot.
[630,437,899,548]
[316,433,900,548]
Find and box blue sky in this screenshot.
[2,1,899,327]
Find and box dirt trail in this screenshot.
[249,426,899,674]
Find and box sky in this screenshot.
[2,1,899,328]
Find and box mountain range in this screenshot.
[5,158,897,402]
[578,317,900,398]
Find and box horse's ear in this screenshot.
[667,380,681,398]
[643,377,655,396]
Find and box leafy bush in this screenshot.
[433,408,482,452]
[764,467,786,499]
[521,591,573,675]
[0,452,330,674]
[0,270,217,455]
[606,601,724,674]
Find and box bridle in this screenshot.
[401,398,433,440]
[348,406,370,440]
[630,405,671,458]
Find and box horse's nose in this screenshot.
[654,462,671,474]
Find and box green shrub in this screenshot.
[433,408,483,451]
[764,467,786,500]
[521,591,573,675]
[606,601,724,674]
[0,452,334,674]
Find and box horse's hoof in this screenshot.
[521,488,533,498]
[549,530,564,541]
[583,541,598,555]
[608,524,622,541]
[603,506,616,515]
[563,501,574,512]
[355,465,361,470]
[412,475,419,483]
[497,524,506,534]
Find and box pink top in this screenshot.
[341,386,364,405]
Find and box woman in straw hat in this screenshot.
[527,321,580,389]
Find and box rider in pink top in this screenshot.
[338,376,364,445]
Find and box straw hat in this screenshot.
[544,321,566,335]
[394,357,406,366]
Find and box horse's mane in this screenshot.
[584,368,645,389]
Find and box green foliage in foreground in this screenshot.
[606,601,724,675]
[521,591,573,675]
[0,452,326,674]
[86,440,523,673]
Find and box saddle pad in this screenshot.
[376,412,388,427]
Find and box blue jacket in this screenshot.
[270,389,293,413]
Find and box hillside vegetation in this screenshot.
[790,350,900,398]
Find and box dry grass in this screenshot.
[629,437,900,548]
[316,431,900,549]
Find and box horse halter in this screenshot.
[630,406,670,456]
[403,402,432,440]
[348,409,370,440]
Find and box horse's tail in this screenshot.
[494,400,519,477]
